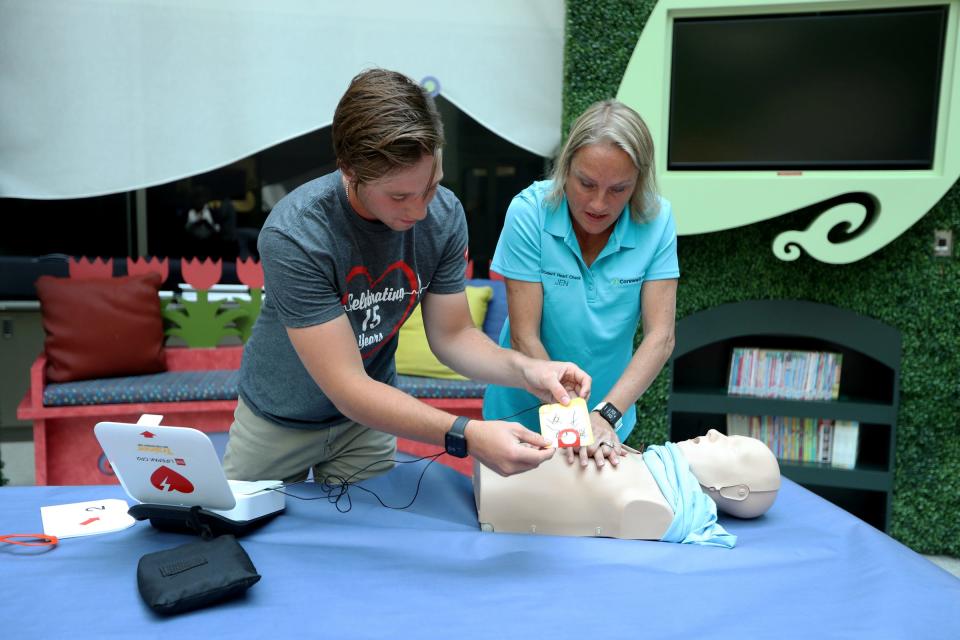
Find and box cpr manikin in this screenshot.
[474,430,780,544]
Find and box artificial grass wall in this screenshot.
[566,0,960,555]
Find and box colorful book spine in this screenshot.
[725,414,858,468]
[728,348,843,400]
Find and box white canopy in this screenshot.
[0,0,563,199]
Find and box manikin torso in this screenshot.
[474,451,674,540]
[474,431,781,539]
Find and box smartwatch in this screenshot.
[592,402,623,431]
[445,416,470,458]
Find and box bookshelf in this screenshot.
[668,300,900,531]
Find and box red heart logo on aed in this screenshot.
[342,260,419,360]
[150,466,195,494]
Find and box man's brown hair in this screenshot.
[333,69,444,185]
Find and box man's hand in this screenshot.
[564,412,624,468]
[520,360,591,406]
[466,420,556,476]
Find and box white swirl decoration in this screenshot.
[772,202,873,264]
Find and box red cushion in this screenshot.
[35,273,167,382]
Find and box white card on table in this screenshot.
[40,499,136,539]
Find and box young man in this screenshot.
[223,69,590,484]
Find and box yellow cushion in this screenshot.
[395,285,494,380]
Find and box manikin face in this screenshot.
[564,143,639,239]
[677,429,780,494]
[344,154,442,231]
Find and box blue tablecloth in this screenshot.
[2,459,958,639]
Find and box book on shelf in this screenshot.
[727,414,858,468]
[830,420,859,469]
[727,348,842,401]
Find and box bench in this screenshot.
[18,278,506,484]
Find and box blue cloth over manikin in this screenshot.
[642,443,737,548]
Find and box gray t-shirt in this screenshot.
[239,170,468,430]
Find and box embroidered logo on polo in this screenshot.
[541,269,582,288]
[341,261,428,360]
[540,269,581,280]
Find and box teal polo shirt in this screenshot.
[482,180,679,441]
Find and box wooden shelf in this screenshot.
[779,461,892,491]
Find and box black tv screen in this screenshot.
[668,6,948,170]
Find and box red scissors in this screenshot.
[0,534,59,547]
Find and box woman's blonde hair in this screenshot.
[333,68,444,186]
[548,100,659,222]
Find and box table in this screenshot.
[3,458,958,639]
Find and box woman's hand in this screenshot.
[564,411,624,468]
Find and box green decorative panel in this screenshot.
[566,0,960,555]
[614,0,960,264]
[162,258,264,348]
[162,292,247,348]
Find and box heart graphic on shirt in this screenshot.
[342,260,419,360]
[150,465,195,494]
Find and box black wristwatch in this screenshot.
[592,402,623,430]
[445,416,470,458]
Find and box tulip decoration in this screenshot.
[181,257,222,291]
[127,257,169,283]
[232,257,264,342]
[68,257,114,280]
[162,258,248,348]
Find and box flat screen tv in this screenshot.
[668,6,949,170]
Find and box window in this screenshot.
[0,97,548,273]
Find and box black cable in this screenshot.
[271,452,443,513]
[492,401,544,422]
[267,401,546,513]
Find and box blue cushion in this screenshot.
[397,375,487,399]
[43,370,486,406]
[43,370,241,406]
[468,278,507,342]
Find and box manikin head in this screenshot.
[677,429,781,518]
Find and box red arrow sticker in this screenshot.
[79,517,100,526]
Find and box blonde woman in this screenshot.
[483,100,678,469]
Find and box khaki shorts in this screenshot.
[222,397,397,484]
